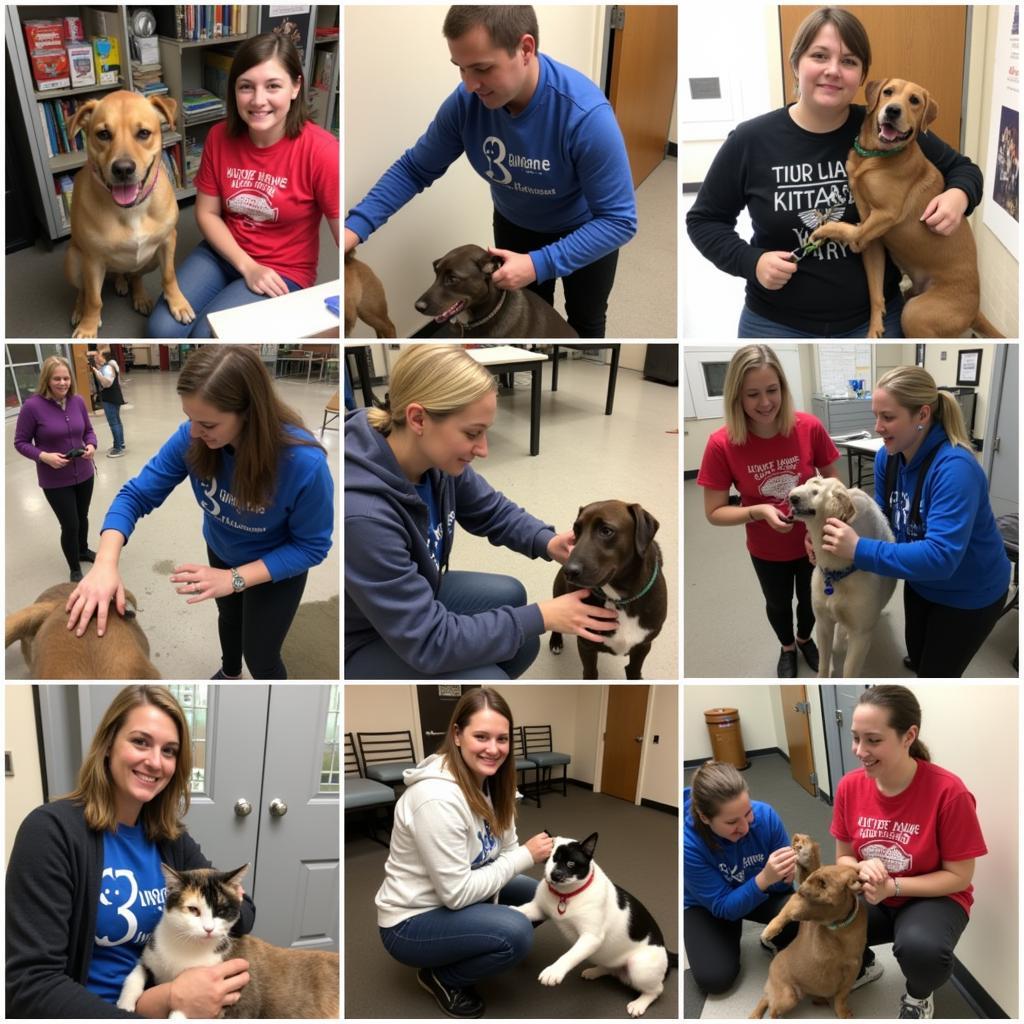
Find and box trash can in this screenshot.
[704,708,749,770]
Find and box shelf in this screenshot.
[158,32,251,49]
[182,110,226,127]
[33,79,125,102]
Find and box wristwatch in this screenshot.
[230,568,246,593]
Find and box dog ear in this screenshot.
[864,79,886,115]
[921,90,939,132]
[824,485,856,523]
[579,832,599,857]
[431,259,441,273]
[68,99,100,141]
[629,504,659,557]
[848,877,863,892]
[148,94,178,127]
[478,252,502,276]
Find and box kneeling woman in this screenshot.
[376,687,552,1018]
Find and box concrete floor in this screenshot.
[6,360,340,679]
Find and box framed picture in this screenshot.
[956,349,982,386]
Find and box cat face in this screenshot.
[159,863,248,945]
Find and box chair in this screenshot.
[513,726,540,807]
[997,512,1018,671]
[356,731,418,789]
[320,390,340,439]
[344,732,394,846]
[523,725,571,801]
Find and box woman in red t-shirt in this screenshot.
[697,344,839,677]
[148,33,339,338]
[832,685,987,1019]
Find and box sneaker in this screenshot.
[416,968,484,1019]
[899,992,934,1018]
[796,637,820,672]
[851,961,884,991]
[70,569,83,583]
[106,447,125,459]
[777,647,798,677]
[79,548,97,563]
[211,668,243,680]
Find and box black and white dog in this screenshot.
[512,833,677,1017]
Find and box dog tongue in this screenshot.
[879,123,901,142]
[112,182,141,206]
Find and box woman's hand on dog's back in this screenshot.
[66,532,127,637]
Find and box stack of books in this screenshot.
[132,60,169,97]
[39,97,88,156]
[181,88,224,123]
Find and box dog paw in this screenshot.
[114,274,129,296]
[580,967,605,981]
[133,294,155,315]
[626,997,649,1017]
[538,965,565,987]
[72,321,100,339]
[170,301,196,325]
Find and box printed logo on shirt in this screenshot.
[747,455,801,506]
[471,820,499,867]
[199,475,268,533]
[95,868,166,947]
[481,137,557,196]
[858,840,913,874]
[224,167,290,225]
[771,161,852,258]
[888,487,924,539]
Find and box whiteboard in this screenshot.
[817,344,872,397]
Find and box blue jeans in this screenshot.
[738,295,905,338]
[102,402,125,450]
[380,874,539,987]
[147,241,302,338]
[345,571,541,680]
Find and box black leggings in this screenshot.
[42,477,95,572]
[904,584,1009,677]
[683,893,798,995]
[207,546,307,679]
[492,208,620,338]
[865,897,968,999]
[749,554,815,646]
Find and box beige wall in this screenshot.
[5,686,44,863]
[922,342,998,442]
[683,684,780,759]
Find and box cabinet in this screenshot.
[811,395,877,437]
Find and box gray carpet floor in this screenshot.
[683,753,978,1019]
[345,783,678,1018]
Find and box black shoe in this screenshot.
[70,569,83,582]
[796,637,820,672]
[777,647,798,677]
[903,656,918,673]
[417,968,484,1018]
[79,548,97,563]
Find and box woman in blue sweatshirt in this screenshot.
[344,6,636,338]
[66,346,334,680]
[821,365,1012,677]
[345,344,618,680]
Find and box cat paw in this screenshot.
[539,964,566,986]
[581,966,608,981]
[626,996,651,1017]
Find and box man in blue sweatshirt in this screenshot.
[344,5,637,337]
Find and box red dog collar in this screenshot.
[547,870,595,915]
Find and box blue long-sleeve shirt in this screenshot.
[855,422,1011,609]
[345,52,637,282]
[683,788,793,920]
[102,422,333,581]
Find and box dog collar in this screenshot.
[825,896,861,931]
[822,564,858,596]
[590,559,660,607]
[548,870,595,915]
[462,288,508,332]
[88,157,162,207]
[853,136,909,158]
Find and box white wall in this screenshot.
[5,686,44,863]
[639,685,678,807]
[683,684,781,760]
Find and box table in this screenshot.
[833,435,883,488]
[207,280,341,340]
[549,344,622,414]
[467,346,549,455]
[275,350,325,383]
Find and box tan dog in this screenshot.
[66,91,195,338]
[750,864,867,1020]
[792,833,822,887]
[344,251,397,337]
[811,78,1003,339]
[5,583,160,679]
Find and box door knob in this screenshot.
[634,735,643,743]
[234,798,252,817]
[269,798,288,817]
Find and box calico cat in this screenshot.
[512,833,677,1017]
[116,864,338,1020]
[792,832,821,887]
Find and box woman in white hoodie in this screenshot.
[376,687,553,1018]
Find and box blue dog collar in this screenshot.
[823,564,858,596]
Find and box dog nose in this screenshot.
[112,159,136,181]
[414,299,428,313]
[563,562,583,584]
[790,494,802,507]
[884,103,901,119]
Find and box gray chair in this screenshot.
[513,726,540,807]
[345,732,394,846]
[356,730,418,789]
[523,725,571,801]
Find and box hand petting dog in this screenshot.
[821,518,860,561]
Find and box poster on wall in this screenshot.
[982,4,1020,258]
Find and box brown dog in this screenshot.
[811,78,1003,339]
[550,500,667,679]
[344,251,397,337]
[66,91,195,338]
[792,832,822,887]
[750,864,867,1020]
[5,583,160,679]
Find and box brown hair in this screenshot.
[689,760,748,853]
[722,344,796,445]
[789,7,871,87]
[435,687,517,835]
[874,365,973,451]
[226,32,308,138]
[858,685,931,762]
[65,686,193,842]
[176,345,325,512]
[443,5,539,54]
[37,356,76,398]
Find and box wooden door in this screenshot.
[607,5,678,188]
[779,6,968,147]
[779,685,816,797]
[600,685,649,802]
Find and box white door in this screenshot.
[984,345,1018,520]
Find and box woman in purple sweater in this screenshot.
[14,356,99,581]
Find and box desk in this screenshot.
[467,346,549,455]
[550,344,621,414]
[207,280,340,340]
[834,435,883,488]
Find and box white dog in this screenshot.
[788,476,896,677]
